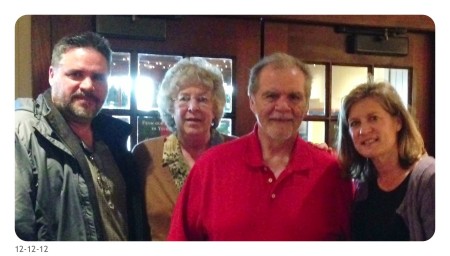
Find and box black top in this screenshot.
[352,172,411,241]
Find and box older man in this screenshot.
[167,52,353,241]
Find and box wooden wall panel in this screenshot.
[109,16,261,136]
[50,16,94,45]
[267,22,415,66]
[31,16,51,98]
[410,32,435,156]
[31,15,94,98]
[31,15,261,136]
[263,15,435,32]
[264,21,434,156]
[28,15,434,153]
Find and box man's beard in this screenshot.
[56,93,103,124]
[267,125,296,141]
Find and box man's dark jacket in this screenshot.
[15,89,149,241]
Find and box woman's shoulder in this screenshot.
[211,129,238,145]
[410,155,435,183]
[132,136,168,153]
[414,155,435,173]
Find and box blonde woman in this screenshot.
[336,82,435,241]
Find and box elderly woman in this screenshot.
[132,57,236,241]
[336,82,435,241]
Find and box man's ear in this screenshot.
[249,95,256,114]
[48,66,55,87]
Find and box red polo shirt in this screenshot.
[168,126,353,241]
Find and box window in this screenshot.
[102,52,236,150]
[301,63,410,148]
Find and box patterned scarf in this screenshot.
[161,130,230,190]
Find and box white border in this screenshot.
[3,1,446,255]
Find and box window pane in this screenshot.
[105,52,131,109]
[137,115,171,142]
[299,121,325,144]
[113,115,131,150]
[328,120,338,149]
[331,66,368,115]
[217,118,232,136]
[307,64,326,116]
[137,54,182,111]
[374,67,409,107]
[201,57,234,113]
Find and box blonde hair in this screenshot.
[336,82,426,180]
[157,57,225,132]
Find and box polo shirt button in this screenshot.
[268,178,273,183]
[271,193,276,199]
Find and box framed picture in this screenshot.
[137,115,170,142]
[217,118,232,136]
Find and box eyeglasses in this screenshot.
[174,94,212,109]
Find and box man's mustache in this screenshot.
[70,92,100,104]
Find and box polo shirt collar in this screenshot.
[245,124,314,172]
